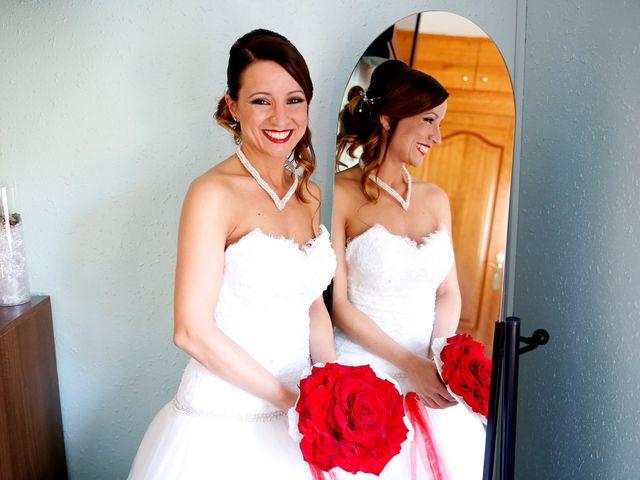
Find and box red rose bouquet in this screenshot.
[432,333,491,422]
[288,362,409,477]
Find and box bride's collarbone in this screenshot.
[226,212,321,251]
[347,205,441,244]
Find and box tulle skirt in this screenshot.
[401,387,486,480]
[128,400,311,480]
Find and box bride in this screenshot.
[128,29,336,479]
[331,60,485,479]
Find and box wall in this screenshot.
[0,0,519,478]
[515,1,640,478]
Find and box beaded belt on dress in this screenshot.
[172,397,285,422]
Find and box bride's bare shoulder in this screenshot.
[200,154,244,181]
[334,165,363,192]
[186,155,244,203]
[412,180,451,218]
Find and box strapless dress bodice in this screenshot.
[175,225,336,417]
[335,224,453,374]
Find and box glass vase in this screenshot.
[0,186,31,306]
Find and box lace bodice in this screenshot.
[335,224,454,375]
[175,225,335,417]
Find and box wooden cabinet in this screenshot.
[0,296,68,479]
[394,31,515,355]
[394,31,513,96]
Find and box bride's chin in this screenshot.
[406,158,423,169]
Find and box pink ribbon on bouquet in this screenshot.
[308,465,339,480]
[404,392,451,480]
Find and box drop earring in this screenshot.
[284,151,297,173]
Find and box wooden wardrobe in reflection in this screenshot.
[395,31,515,354]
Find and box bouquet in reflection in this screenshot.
[432,333,491,423]
[288,362,409,478]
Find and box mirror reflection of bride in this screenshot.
[331,59,485,479]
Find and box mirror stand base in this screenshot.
[483,318,550,480]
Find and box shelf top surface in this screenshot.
[0,296,49,335]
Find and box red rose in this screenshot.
[439,334,491,417]
[295,363,408,475]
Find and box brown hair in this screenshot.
[214,29,315,202]
[336,60,449,201]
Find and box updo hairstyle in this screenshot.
[336,59,449,201]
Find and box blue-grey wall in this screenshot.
[515,1,640,478]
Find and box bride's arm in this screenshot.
[172,174,297,411]
[331,181,455,409]
[309,295,336,364]
[307,182,337,364]
[330,220,412,369]
[430,188,462,347]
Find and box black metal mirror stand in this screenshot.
[483,317,550,480]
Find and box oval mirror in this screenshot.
[330,11,515,479]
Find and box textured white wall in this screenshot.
[515,1,640,478]
[0,1,519,477]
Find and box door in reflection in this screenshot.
[394,19,514,354]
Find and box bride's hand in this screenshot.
[404,355,457,409]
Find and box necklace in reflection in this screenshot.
[359,159,411,211]
[236,145,298,211]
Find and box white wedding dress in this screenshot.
[128,225,336,480]
[335,224,486,480]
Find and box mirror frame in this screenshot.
[322,10,526,479]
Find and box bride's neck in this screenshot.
[239,144,290,187]
[373,155,407,188]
